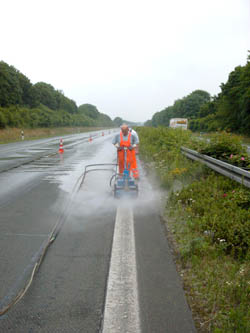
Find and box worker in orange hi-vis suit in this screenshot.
[112,124,139,179]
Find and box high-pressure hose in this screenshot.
[0,163,117,317]
[0,175,84,316]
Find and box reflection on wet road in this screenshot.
[0,130,196,332]
[0,130,106,172]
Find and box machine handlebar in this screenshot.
[117,146,134,151]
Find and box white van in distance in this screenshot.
[169,118,188,130]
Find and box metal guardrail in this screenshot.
[181,147,250,188]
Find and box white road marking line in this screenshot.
[3,233,48,237]
[102,205,140,333]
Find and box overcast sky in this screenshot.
[1,0,249,122]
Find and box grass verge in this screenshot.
[136,127,250,332]
[0,127,108,144]
[166,174,250,332]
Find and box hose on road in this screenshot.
[0,162,118,316]
[0,170,86,317]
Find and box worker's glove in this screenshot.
[128,146,133,151]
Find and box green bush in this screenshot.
[198,132,250,169]
[138,127,250,258]
[0,104,114,129]
[0,110,7,128]
[136,127,202,188]
[170,173,250,259]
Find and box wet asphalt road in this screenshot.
[0,131,102,173]
[0,131,195,332]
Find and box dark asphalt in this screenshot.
[134,206,195,332]
[0,132,196,332]
[0,194,116,332]
[0,180,61,301]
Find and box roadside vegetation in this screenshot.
[145,89,211,129]
[0,127,106,144]
[192,132,250,170]
[0,61,114,129]
[136,127,250,332]
[145,52,250,136]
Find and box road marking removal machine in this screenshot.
[112,147,138,198]
[79,147,138,198]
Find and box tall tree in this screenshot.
[33,82,58,110]
[78,104,100,119]
[0,61,22,106]
[113,117,123,126]
[189,52,250,134]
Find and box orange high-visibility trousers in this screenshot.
[130,149,139,178]
[118,149,139,179]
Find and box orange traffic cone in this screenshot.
[58,138,64,153]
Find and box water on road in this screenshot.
[0,131,195,332]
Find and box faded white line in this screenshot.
[102,205,140,333]
[3,233,48,237]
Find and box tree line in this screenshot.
[145,53,250,135]
[0,61,114,129]
[113,117,140,127]
[145,90,211,127]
